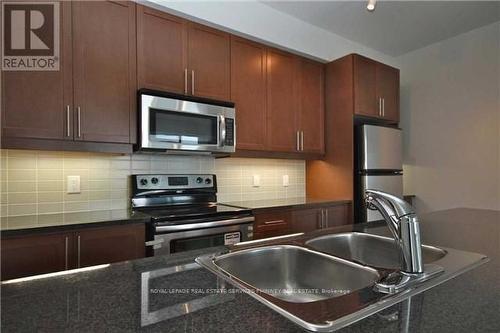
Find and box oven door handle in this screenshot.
[145,239,165,247]
[155,216,254,233]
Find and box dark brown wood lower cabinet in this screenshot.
[253,210,291,240]
[291,208,321,233]
[1,223,145,281]
[1,232,73,281]
[77,224,145,268]
[253,203,352,239]
[291,203,352,233]
[324,204,352,228]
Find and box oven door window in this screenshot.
[170,232,240,254]
[149,108,218,145]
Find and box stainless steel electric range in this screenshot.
[131,174,254,256]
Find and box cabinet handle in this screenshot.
[317,211,322,229]
[184,68,188,95]
[263,220,285,225]
[77,106,81,138]
[324,209,328,229]
[65,106,71,137]
[296,131,300,151]
[191,70,195,95]
[300,131,304,151]
[77,235,81,268]
[64,236,69,270]
[378,98,382,117]
[382,98,385,117]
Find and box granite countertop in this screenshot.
[223,197,351,210]
[2,208,499,332]
[1,198,349,235]
[0,209,151,237]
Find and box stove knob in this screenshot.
[196,177,203,184]
[205,178,212,185]
[140,178,148,186]
[151,177,159,184]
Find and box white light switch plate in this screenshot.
[252,175,260,187]
[67,175,81,194]
[282,175,289,187]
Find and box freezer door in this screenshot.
[362,174,403,222]
[362,125,402,170]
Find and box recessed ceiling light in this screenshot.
[367,0,377,12]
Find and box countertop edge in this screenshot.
[0,215,150,238]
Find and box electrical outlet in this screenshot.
[252,175,261,187]
[67,175,81,194]
[282,175,289,187]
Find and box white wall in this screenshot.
[398,22,500,213]
[144,0,398,65]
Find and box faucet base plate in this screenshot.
[375,264,444,294]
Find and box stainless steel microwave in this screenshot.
[137,90,236,154]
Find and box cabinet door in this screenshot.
[1,233,72,280]
[137,5,187,94]
[266,49,299,152]
[353,55,378,118]
[291,207,321,233]
[298,59,325,154]
[376,63,400,123]
[187,23,230,100]
[230,37,267,150]
[72,1,136,143]
[324,204,352,228]
[1,1,73,141]
[76,224,145,268]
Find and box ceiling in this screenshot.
[261,1,500,56]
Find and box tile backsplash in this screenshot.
[0,149,305,229]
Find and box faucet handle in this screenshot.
[365,189,415,218]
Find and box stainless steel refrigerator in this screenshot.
[354,124,403,223]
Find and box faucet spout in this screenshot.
[365,190,424,274]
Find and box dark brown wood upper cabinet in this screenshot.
[266,49,299,152]
[136,7,230,101]
[187,23,230,100]
[353,54,400,123]
[230,37,267,151]
[353,55,378,117]
[72,1,136,144]
[137,5,187,94]
[1,1,136,151]
[376,62,400,122]
[298,59,325,154]
[1,1,73,141]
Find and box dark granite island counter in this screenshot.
[1,208,498,332]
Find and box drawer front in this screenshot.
[254,210,291,236]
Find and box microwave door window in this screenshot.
[149,109,218,145]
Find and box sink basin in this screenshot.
[210,245,380,303]
[197,236,487,332]
[305,232,447,270]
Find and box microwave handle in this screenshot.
[219,115,226,147]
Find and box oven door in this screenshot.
[150,223,253,256]
[140,92,235,153]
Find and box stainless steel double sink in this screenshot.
[196,231,488,332]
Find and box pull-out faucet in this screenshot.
[365,189,423,274]
[365,190,444,293]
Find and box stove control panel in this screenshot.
[135,174,216,190]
